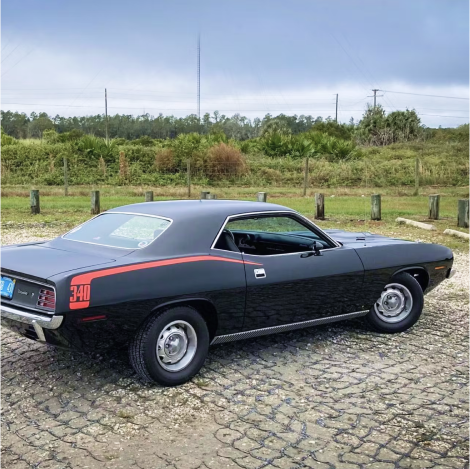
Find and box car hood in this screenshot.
[324,229,414,247]
[1,242,116,281]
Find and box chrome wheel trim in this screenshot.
[374,283,414,324]
[156,320,197,372]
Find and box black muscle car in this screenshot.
[1,200,455,386]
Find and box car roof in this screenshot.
[107,199,294,221]
[51,200,298,259]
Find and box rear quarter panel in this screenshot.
[49,253,248,349]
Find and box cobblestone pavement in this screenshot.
[1,231,468,469]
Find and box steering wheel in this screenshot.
[239,233,254,247]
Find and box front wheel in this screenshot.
[129,306,209,386]
[365,272,424,333]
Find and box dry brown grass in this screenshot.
[154,148,175,172]
[119,151,129,180]
[98,156,107,176]
[206,143,247,177]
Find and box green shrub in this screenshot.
[112,138,128,145]
[74,135,118,164]
[130,136,156,147]
[1,131,18,146]
[259,133,291,157]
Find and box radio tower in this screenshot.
[197,34,201,122]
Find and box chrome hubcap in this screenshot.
[156,321,197,372]
[374,283,413,324]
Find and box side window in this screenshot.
[227,216,314,235]
[215,214,334,255]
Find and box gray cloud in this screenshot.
[2,0,468,127]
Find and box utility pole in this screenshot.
[197,34,201,122]
[335,94,338,122]
[105,88,109,144]
[368,89,383,108]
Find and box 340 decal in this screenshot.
[69,284,91,309]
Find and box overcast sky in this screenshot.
[1,0,469,127]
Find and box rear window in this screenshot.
[63,213,171,249]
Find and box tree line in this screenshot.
[1,107,467,146]
[1,110,325,140]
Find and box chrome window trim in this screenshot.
[211,310,368,344]
[61,211,174,250]
[0,272,56,314]
[210,210,341,255]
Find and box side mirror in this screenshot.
[301,241,322,258]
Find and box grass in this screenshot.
[2,139,468,187]
[1,184,468,251]
[116,409,135,420]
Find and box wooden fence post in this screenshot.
[371,194,381,221]
[30,190,40,215]
[428,194,440,220]
[458,199,469,228]
[314,193,324,220]
[303,157,309,197]
[200,191,210,199]
[145,191,154,202]
[413,157,420,196]
[257,192,267,202]
[207,194,217,200]
[63,156,68,197]
[91,190,100,215]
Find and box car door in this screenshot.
[221,213,365,332]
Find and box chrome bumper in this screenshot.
[447,268,456,279]
[1,304,63,342]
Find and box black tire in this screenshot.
[365,272,424,333]
[129,306,209,386]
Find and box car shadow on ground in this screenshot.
[34,317,373,388]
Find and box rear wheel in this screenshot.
[129,306,209,386]
[366,273,424,333]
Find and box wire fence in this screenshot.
[1,154,468,193]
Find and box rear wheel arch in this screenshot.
[392,266,429,292]
[150,298,218,341]
[129,305,210,385]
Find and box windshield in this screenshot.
[63,213,172,249]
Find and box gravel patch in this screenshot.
[1,228,468,469]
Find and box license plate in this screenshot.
[1,276,16,299]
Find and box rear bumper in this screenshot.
[1,304,63,342]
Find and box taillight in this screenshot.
[37,288,56,311]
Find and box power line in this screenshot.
[197,34,201,121]
[1,44,20,63]
[382,90,469,100]
[1,48,35,77]
[418,113,468,118]
[335,94,338,122]
[1,38,11,52]
[0,102,375,112]
[105,89,109,144]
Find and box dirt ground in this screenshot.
[1,228,469,469]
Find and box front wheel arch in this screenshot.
[366,272,424,333]
[391,266,429,292]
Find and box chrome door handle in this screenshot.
[254,268,266,279]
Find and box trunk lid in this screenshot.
[1,243,116,280]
